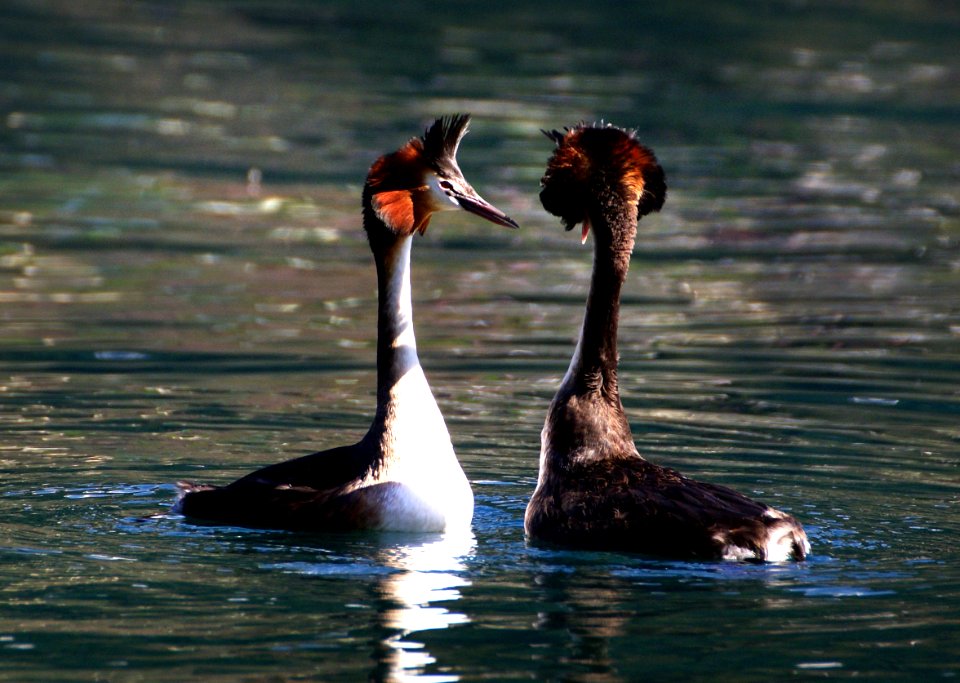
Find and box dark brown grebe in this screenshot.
[524,124,809,561]
[175,114,518,532]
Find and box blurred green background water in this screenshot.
[1,1,958,680]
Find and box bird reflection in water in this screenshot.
[370,531,475,682]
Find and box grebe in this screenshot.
[524,124,809,561]
[176,114,518,532]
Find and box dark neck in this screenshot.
[565,194,637,403]
[542,192,639,466]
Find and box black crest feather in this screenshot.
[422,114,471,165]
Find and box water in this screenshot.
[2,0,959,680]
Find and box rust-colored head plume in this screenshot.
[364,114,518,239]
[539,123,666,240]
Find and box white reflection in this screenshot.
[376,530,475,682]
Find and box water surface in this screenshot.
[1,0,958,680]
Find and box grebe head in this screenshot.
[364,114,519,239]
[540,124,666,243]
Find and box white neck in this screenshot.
[382,236,419,387]
[364,233,473,531]
[369,236,449,457]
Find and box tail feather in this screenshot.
[768,518,810,562]
[715,509,809,562]
[172,480,215,514]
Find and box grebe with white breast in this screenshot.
[176,114,518,533]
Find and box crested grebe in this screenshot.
[175,114,518,532]
[524,123,809,561]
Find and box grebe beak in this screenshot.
[453,189,519,229]
[562,216,590,244]
[427,167,519,229]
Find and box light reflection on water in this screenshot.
[1,0,959,680]
[263,532,474,683]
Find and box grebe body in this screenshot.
[524,124,808,561]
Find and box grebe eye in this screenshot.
[439,180,454,193]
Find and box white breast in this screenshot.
[371,364,474,532]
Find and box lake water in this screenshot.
[1,0,958,680]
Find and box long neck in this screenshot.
[373,234,421,410]
[562,196,637,402]
[364,211,451,458]
[541,192,639,468]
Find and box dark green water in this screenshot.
[2,1,959,680]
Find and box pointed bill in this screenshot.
[453,191,519,229]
